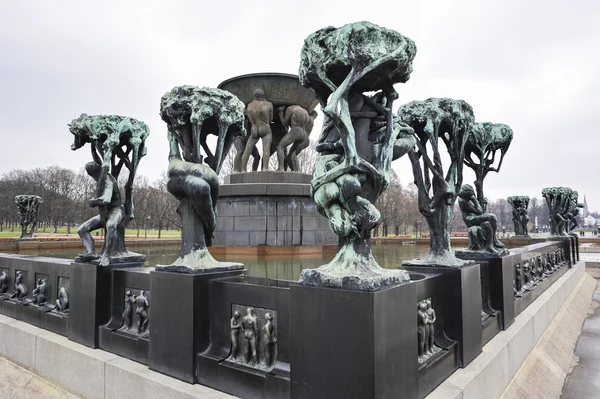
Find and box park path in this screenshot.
[0,356,78,399]
[561,263,600,399]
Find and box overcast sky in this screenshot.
[1,0,599,210]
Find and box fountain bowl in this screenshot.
[218,73,319,112]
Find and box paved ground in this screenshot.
[562,267,600,399]
[0,356,78,399]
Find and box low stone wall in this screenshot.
[426,260,587,399]
[0,313,235,399]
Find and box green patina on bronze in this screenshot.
[542,187,584,236]
[464,122,513,211]
[508,195,530,236]
[457,122,512,255]
[157,86,245,273]
[399,98,475,267]
[69,114,149,266]
[297,21,416,291]
[14,195,43,240]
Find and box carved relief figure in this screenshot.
[55,287,69,312]
[514,263,523,296]
[0,271,8,294]
[121,290,134,331]
[417,301,428,357]
[230,310,241,359]
[10,271,27,300]
[135,290,149,334]
[425,299,436,353]
[263,312,277,367]
[418,299,441,363]
[69,114,148,266]
[31,278,48,305]
[242,307,259,364]
[458,184,506,255]
[242,89,273,171]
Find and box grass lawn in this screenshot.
[0,227,181,239]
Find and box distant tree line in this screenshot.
[0,145,553,238]
[0,166,179,238]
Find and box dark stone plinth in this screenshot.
[514,263,568,317]
[410,272,459,398]
[213,195,337,246]
[197,277,291,399]
[225,171,312,185]
[290,282,417,399]
[404,264,482,367]
[0,255,71,336]
[455,251,512,335]
[21,303,68,337]
[148,269,244,383]
[68,262,143,348]
[570,234,579,262]
[99,267,151,365]
[547,236,575,266]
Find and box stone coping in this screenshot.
[224,171,312,185]
[426,260,587,399]
[0,314,235,399]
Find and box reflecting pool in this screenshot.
[13,242,462,281]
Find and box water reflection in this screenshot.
[16,242,449,281]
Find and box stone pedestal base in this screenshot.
[290,283,417,399]
[215,171,336,246]
[68,261,143,348]
[404,264,483,367]
[148,269,245,383]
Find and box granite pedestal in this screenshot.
[404,264,483,367]
[215,172,336,246]
[290,282,417,399]
[148,269,245,383]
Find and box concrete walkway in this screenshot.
[0,356,78,399]
[561,268,600,399]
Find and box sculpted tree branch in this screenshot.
[14,195,43,241]
[297,21,416,291]
[156,86,245,273]
[399,98,475,267]
[69,114,148,266]
[464,122,513,212]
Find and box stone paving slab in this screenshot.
[0,355,79,399]
[561,273,600,399]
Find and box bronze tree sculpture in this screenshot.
[508,196,530,236]
[464,122,513,211]
[543,187,583,236]
[297,21,416,290]
[157,86,245,273]
[399,98,475,267]
[14,195,43,240]
[69,114,148,266]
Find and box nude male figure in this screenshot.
[241,89,273,171]
[77,157,125,266]
[276,105,317,171]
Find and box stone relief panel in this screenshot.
[0,268,9,295]
[53,276,70,313]
[30,273,50,306]
[227,304,277,371]
[9,270,28,301]
[417,298,441,364]
[117,288,149,338]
